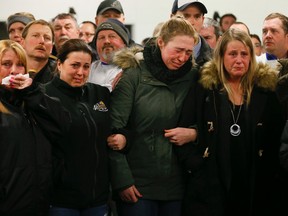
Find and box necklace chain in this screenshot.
[230,104,242,124]
[230,104,242,136]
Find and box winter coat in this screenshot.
[274,59,288,167]
[29,57,56,84]
[280,120,288,169]
[195,35,213,67]
[109,45,199,201]
[0,85,68,216]
[181,62,285,216]
[44,76,111,209]
[278,60,288,216]
[275,58,288,120]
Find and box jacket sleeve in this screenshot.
[280,121,288,171]
[174,78,206,172]
[109,68,139,190]
[17,83,71,143]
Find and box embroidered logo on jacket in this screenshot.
[93,101,108,112]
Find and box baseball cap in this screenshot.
[172,0,208,15]
[96,0,124,16]
[95,18,129,46]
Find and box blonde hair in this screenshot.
[0,40,28,73]
[0,40,27,114]
[157,16,199,45]
[152,22,164,37]
[213,28,256,105]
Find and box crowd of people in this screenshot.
[1,0,288,216]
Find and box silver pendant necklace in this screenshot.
[230,104,242,136]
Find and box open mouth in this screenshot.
[172,61,183,68]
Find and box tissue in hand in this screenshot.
[1,74,29,85]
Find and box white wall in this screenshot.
[0,0,287,44]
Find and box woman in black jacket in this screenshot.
[45,39,111,216]
[180,29,285,216]
[0,40,68,215]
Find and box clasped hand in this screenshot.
[164,127,197,146]
[107,134,126,150]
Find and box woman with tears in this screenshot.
[181,28,285,216]
[0,39,68,215]
[44,39,111,216]
[107,17,199,216]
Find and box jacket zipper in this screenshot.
[79,102,99,200]
[24,110,40,211]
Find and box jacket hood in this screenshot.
[199,61,278,91]
[276,59,288,103]
[278,58,288,78]
[112,45,144,70]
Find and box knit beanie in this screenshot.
[7,14,34,30]
[95,18,130,46]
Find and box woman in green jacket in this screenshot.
[107,17,199,216]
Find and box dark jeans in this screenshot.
[116,199,181,216]
[49,204,108,216]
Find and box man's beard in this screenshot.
[101,51,115,63]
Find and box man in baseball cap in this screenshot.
[171,0,212,66]
[95,0,125,25]
[97,0,124,15]
[89,0,126,60]
[172,0,207,15]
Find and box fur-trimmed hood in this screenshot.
[112,45,144,70]
[278,59,288,78]
[112,43,197,71]
[275,59,288,103]
[199,61,278,91]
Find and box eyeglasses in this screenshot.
[79,32,95,38]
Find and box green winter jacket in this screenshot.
[109,45,198,200]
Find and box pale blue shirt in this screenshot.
[193,39,201,59]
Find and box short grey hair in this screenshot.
[202,17,222,39]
